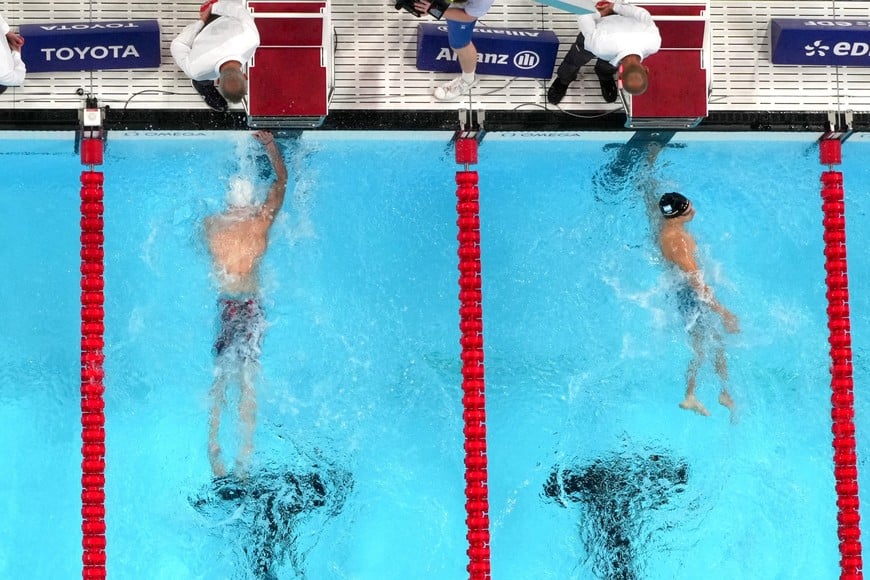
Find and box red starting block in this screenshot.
[622,1,710,129]
[246,0,332,128]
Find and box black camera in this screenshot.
[394,0,450,19]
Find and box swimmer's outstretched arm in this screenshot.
[253,130,288,222]
[666,238,740,335]
[686,270,740,334]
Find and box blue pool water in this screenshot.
[1,131,870,579]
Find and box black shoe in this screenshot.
[192,80,229,113]
[547,79,570,105]
[598,75,618,103]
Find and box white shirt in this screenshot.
[0,15,26,87]
[170,1,260,81]
[578,1,661,67]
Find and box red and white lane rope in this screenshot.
[454,137,491,580]
[819,138,862,580]
[80,136,106,579]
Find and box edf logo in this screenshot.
[805,40,870,57]
[804,40,829,56]
[771,18,870,66]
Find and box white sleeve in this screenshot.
[0,47,25,86]
[0,16,10,36]
[170,20,205,77]
[211,1,255,26]
[211,0,259,41]
[613,1,654,26]
[577,12,600,39]
[10,51,25,85]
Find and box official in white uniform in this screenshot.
[171,0,260,112]
[0,15,25,94]
[548,0,660,105]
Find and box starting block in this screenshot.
[245,0,332,128]
[621,1,710,129]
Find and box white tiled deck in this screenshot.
[0,0,868,116]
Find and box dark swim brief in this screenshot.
[675,285,711,332]
[213,296,265,361]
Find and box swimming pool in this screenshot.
[1,130,868,579]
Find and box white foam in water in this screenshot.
[283,140,318,248]
[226,176,256,207]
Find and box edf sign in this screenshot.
[417,24,558,79]
[770,19,870,66]
[19,20,161,72]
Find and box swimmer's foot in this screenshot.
[719,391,738,424]
[209,443,227,478]
[234,457,251,481]
[679,395,710,417]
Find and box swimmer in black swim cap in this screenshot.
[657,190,740,421]
[659,192,691,219]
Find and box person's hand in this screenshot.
[253,130,276,146]
[722,310,740,334]
[199,0,217,22]
[596,1,615,16]
[6,32,24,51]
[413,0,432,16]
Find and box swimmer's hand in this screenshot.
[721,310,740,334]
[252,130,276,147]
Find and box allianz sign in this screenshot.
[417,23,558,79]
[19,19,161,72]
[435,48,542,70]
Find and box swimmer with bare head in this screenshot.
[204,130,288,478]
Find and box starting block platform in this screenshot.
[245,0,332,128]
[620,1,711,129]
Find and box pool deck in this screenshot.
[0,0,868,130]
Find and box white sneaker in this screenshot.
[434,76,477,101]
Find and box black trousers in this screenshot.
[556,32,619,84]
[192,78,222,100]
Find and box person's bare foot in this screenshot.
[679,395,710,416]
[209,443,226,478]
[719,391,737,424]
[234,458,250,481]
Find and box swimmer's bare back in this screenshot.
[206,209,271,293]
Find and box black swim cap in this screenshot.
[659,192,690,219]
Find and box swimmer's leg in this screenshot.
[714,341,737,423]
[235,360,259,479]
[209,369,230,478]
[679,331,710,416]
